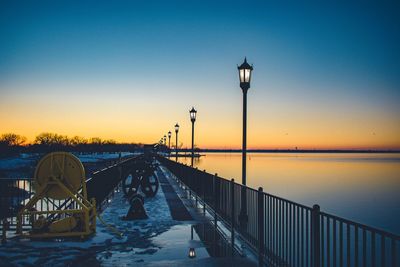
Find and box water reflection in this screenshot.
[193,223,236,258]
[0,179,32,219]
[179,153,400,234]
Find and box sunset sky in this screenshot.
[1,1,399,149]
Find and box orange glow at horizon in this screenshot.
[0,74,400,152]
[2,112,399,150]
[1,1,400,151]
[1,83,399,150]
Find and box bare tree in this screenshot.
[70,136,88,146]
[34,133,69,146]
[102,139,116,145]
[0,133,27,146]
[89,137,102,145]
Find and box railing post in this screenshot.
[16,214,22,235]
[2,219,9,244]
[213,173,218,211]
[312,204,321,267]
[230,179,235,256]
[213,173,218,255]
[258,187,265,266]
[194,168,198,207]
[203,174,206,215]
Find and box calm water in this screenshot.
[178,153,400,235]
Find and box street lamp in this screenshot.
[175,123,179,161]
[168,131,172,150]
[189,107,197,167]
[163,135,167,146]
[238,57,253,229]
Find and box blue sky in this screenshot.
[1,1,399,148]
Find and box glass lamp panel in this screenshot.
[245,69,251,82]
[239,69,245,83]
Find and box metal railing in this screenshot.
[157,155,400,267]
[86,155,143,208]
[0,155,145,230]
[0,178,34,230]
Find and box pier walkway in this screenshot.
[2,153,399,266]
[0,163,257,266]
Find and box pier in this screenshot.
[0,152,399,266]
[2,1,400,265]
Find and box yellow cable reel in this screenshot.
[17,152,96,239]
[34,152,84,199]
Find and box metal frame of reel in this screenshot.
[16,152,96,239]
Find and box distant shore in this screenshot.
[184,149,400,153]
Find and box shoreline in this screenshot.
[186,149,400,153]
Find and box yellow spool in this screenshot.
[49,217,78,233]
[34,152,85,200]
[17,152,96,239]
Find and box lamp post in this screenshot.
[238,57,253,229]
[163,135,167,145]
[175,123,179,161]
[189,107,197,167]
[168,131,171,150]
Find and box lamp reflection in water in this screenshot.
[188,247,196,258]
[188,225,196,258]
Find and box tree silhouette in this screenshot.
[0,132,141,155]
[0,133,27,146]
[70,136,88,146]
[34,133,69,146]
[0,133,27,156]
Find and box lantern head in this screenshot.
[189,107,197,122]
[238,57,253,91]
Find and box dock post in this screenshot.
[258,187,264,266]
[311,204,321,267]
[2,219,9,244]
[231,179,235,256]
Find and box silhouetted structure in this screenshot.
[237,57,253,229]
[189,107,197,167]
[174,123,179,161]
[167,131,171,150]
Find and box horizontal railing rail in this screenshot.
[157,155,400,267]
[0,154,147,230]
